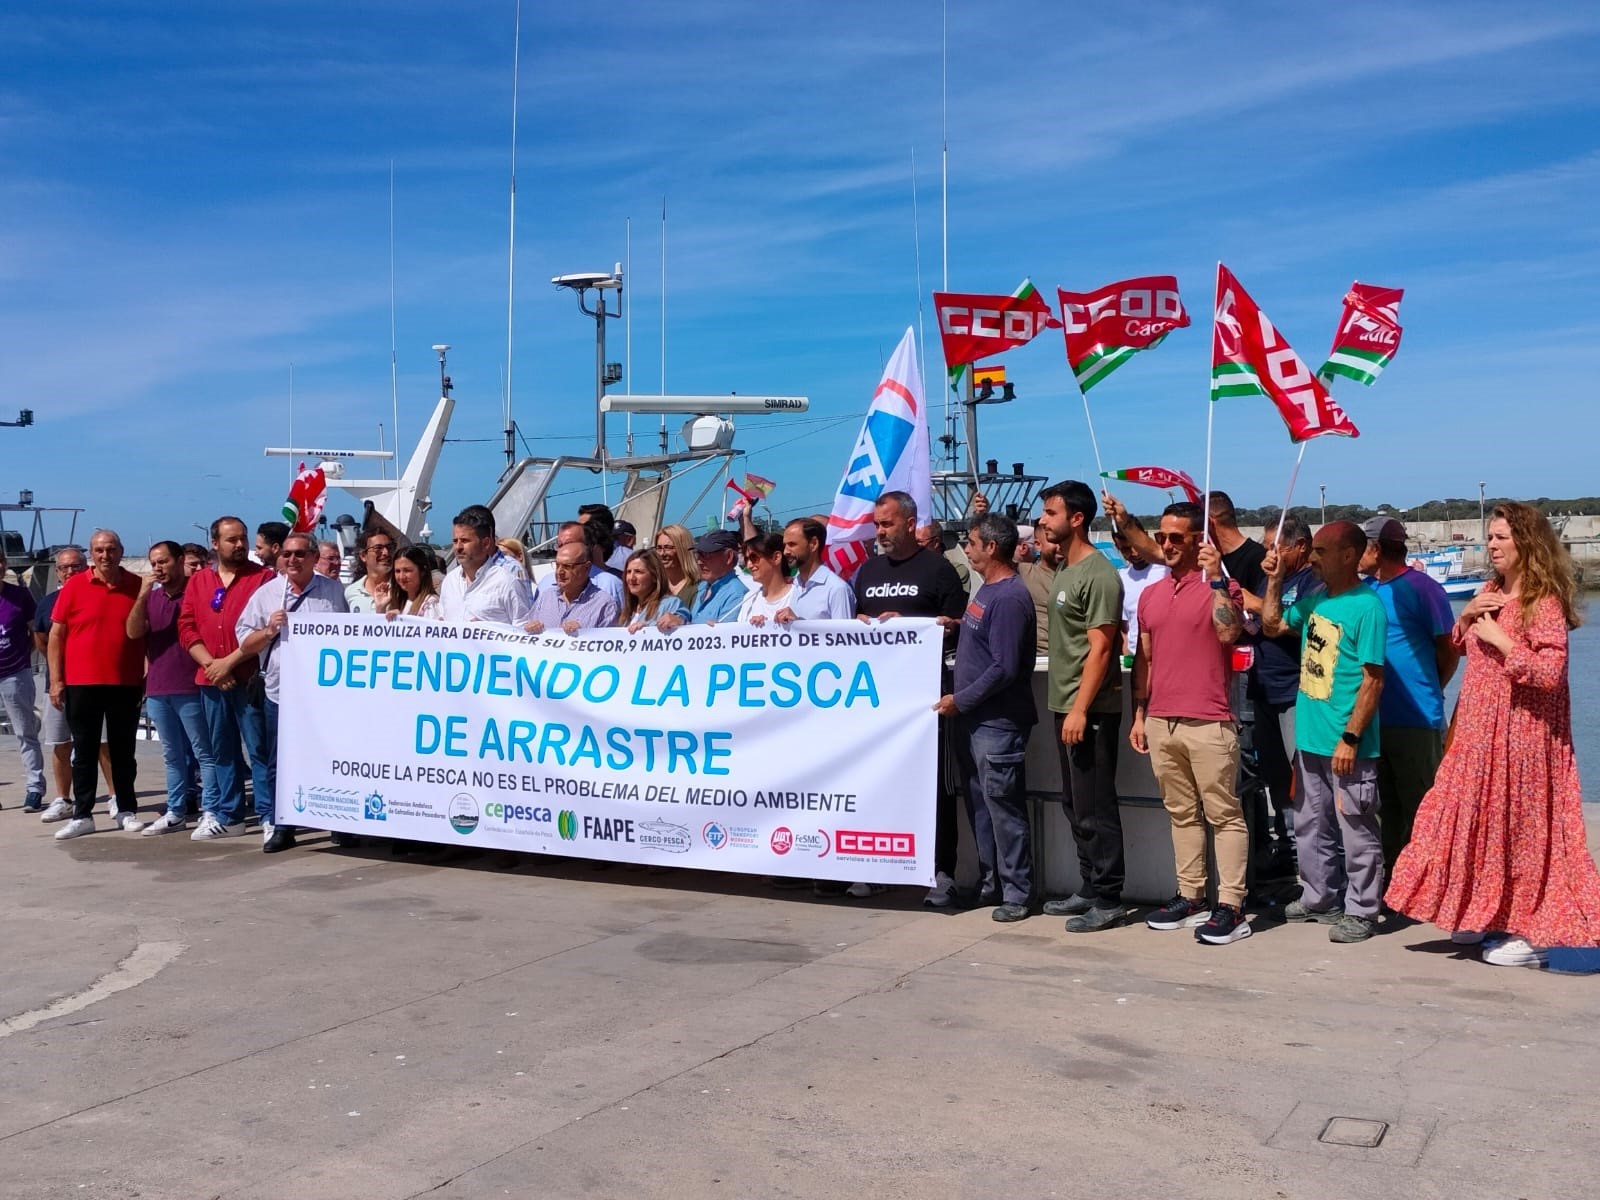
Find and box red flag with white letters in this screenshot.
[933,279,1061,371]
[1210,264,1358,441]
[1057,276,1190,392]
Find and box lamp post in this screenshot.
[1319,483,1327,526]
[1478,481,1487,544]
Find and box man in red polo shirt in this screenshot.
[46,529,147,839]
[178,515,270,840]
[1128,500,1252,946]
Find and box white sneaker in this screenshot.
[118,812,147,833]
[39,798,71,823]
[1450,930,1486,945]
[143,812,187,836]
[190,814,246,840]
[261,821,276,845]
[846,881,888,898]
[1483,936,1548,968]
[54,817,95,840]
[923,872,957,908]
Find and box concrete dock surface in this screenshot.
[3,742,1598,1200]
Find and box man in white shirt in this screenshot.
[1111,519,1169,658]
[236,531,349,853]
[439,505,535,625]
[773,518,855,622]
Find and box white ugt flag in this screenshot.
[824,327,932,579]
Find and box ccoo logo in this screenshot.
[557,810,578,841]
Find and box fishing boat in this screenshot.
[1410,547,1488,599]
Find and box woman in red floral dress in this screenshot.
[1386,502,1599,968]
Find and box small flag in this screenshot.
[1211,265,1358,442]
[280,462,327,533]
[933,278,1060,383]
[825,328,931,579]
[972,363,1006,388]
[1058,276,1190,392]
[1319,282,1403,387]
[725,473,776,522]
[1101,467,1201,505]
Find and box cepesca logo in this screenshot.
[557,810,579,841]
[770,827,794,855]
[835,829,916,858]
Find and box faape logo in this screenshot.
[448,793,478,835]
[770,827,794,855]
[835,829,916,858]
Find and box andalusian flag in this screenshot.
[280,462,328,533]
[1318,283,1403,387]
[1101,466,1200,504]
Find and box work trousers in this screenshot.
[1146,716,1247,908]
[1054,710,1125,903]
[64,684,142,820]
[953,718,1032,905]
[1294,752,1383,919]
[1377,726,1443,873]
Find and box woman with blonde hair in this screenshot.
[1387,501,1597,968]
[652,524,700,609]
[619,550,688,633]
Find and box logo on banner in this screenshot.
[448,794,478,835]
[364,791,387,822]
[638,819,692,854]
[771,827,794,855]
[703,821,729,850]
[557,810,579,841]
[835,829,917,858]
[792,829,831,857]
[839,411,914,501]
[485,802,552,824]
[583,815,635,843]
[293,786,307,815]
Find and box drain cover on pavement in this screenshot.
[1319,1118,1388,1148]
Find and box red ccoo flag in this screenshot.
[1210,265,1358,442]
[933,279,1060,373]
[1058,276,1190,392]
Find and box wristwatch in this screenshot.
[1340,730,1360,747]
[1209,578,1227,590]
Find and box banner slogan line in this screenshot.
[279,616,942,886]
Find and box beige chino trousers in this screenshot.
[1145,716,1248,908]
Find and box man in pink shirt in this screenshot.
[1130,501,1251,946]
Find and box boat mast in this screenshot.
[503,0,522,472]
[388,160,399,481]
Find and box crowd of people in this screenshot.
[1,487,1595,969]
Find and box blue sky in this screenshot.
[3,1,1597,547]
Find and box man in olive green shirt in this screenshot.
[1038,480,1127,931]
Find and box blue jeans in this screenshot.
[146,692,216,819]
[259,696,279,825]
[953,718,1033,905]
[0,668,45,794]
[200,685,268,827]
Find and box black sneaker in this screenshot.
[1065,903,1129,933]
[991,903,1029,923]
[1042,892,1096,917]
[1195,903,1252,945]
[1145,895,1211,931]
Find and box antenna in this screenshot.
[911,146,933,464]
[388,159,398,482]
[288,364,296,484]
[660,195,668,452]
[625,216,633,455]
[503,0,522,471]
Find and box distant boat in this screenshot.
[1410,548,1487,599]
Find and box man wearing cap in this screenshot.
[689,530,748,623]
[1359,515,1459,872]
[609,520,637,571]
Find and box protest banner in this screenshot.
[278,615,942,885]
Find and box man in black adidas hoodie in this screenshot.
[853,490,967,905]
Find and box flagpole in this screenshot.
[1079,389,1106,484]
[1202,261,1220,544]
[1274,440,1307,545]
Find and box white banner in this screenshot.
[278,616,941,885]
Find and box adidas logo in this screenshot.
[863,582,921,599]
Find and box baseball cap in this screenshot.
[614,520,636,538]
[693,530,740,554]
[1361,516,1407,544]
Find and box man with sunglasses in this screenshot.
[237,530,350,852]
[179,515,272,840]
[344,530,396,613]
[1130,501,1252,946]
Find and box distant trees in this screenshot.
[1115,497,1600,528]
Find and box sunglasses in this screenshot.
[210,585,226,612]
[1153,532,1195,545]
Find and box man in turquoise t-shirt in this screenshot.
[1261,521,1386,945]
